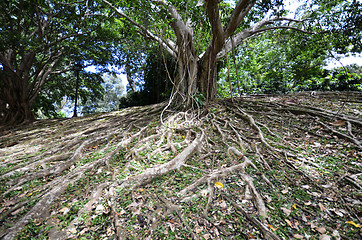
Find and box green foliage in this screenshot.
[218,25,361,96]
[82,73,124,115]
[119,47,175,108]
[295,65,362,92]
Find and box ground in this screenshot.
[0,91,361,240]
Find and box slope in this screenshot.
[0,91,361,239]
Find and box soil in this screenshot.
[0,91,361,239]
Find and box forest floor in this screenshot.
[0,91,361,240]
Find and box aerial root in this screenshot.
[180,147,268,220]
[113,130,204,192]
[222,193,281,240]
[107,130,204,240]
[317,120,362,149]
[1,132,130,240]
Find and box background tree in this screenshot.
[119,46,176,108]
[0,0,117,126]
[102,0,360,106]
[82,73,125,114]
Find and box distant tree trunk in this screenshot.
[73,64,80,118]
[125,63,136,92]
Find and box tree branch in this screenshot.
[218,17,314,59]
[102,0,178,58]
[206,0,225,53]
[224,0,255,38]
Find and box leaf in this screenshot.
[214,182,223,188]
[293,234,304,239]
[292,204,297,210]
[219,200,227,209]
[59,207,70,215]
[318,203,326,211]
[268,224,278,231]
[195,227,203,233]
[11,206,25,216]
[330,120,346,126]
[281,207,292,216]
[316,227,326,234]
[203,234,210,240]
[281,188,289,194]
[319,234,331,240]
[347,221,361,228]
[285,219,293,228]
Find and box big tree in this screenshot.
[102,0,360,106]
[101,0,310,106]
[0,0,115,126]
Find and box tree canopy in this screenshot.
[0,0,121,125]
[0,0,360,126]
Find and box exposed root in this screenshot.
[1,92,361,239]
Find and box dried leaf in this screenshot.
[214,182,223,188]
[281,188,289,194]
[11,206,25,216]
[293,234,304,239]
[330,120,346,126]
[203,234,210,240]
[68,227,77,234]
[59,207,70,215]
[318,203,326,211]
[319,234,331,240]
[316,227,326,234]
[200,189,209,197]
[281,207,292,216]
[219,200,227,209]
[268,224,278,231]
[347,221,361,228]
[285,219,293,228]
[195,227,203,234]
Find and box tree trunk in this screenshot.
[0,87,35,126]
[125,63,136,92]
[0,52,37,126]
[197,49,218,102]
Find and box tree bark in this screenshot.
[0,54,36,126]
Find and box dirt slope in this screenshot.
[0,91,361,239]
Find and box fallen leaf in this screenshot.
[200,189,209,197]
[59,207,70,215]
[219,200,227,209]
[346,221,361,228]
[268,224,278,231]
[293,234,304,239]
[318,203,326,211]
[281,207,292,216]
[247,232,256,239]
[11,206,25,216]
[68,227,77,234]
[316,227,326,234]
[282,188,289,194]
[203,233,210,240]
[95,204,105,213]
[292,204,297,210]
[330,120,345,126]
[214,182,223,188]
[319,234,331,240]
[285,219,293,228]
[195,227,203,234]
